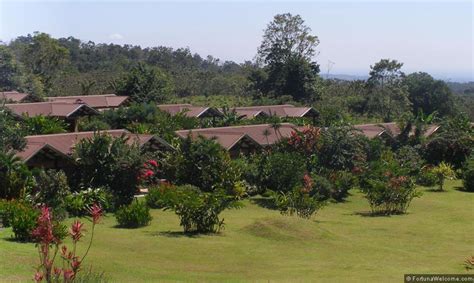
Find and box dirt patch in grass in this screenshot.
[243,217,318,241]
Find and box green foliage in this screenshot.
[0,107,26,152]
[318,124,368,171]
[163,136,239,193]
[271,187,325,219]
[23,115,67,135]
[416,166,438,187]
[462,157,474,192]
[328,171,357,202]
[431,162,456,191]
[395,146,424,177]
[0,45,20,90]
[360,151,421,215]
[255,151,306,193]
[3,201,39,241]
[162,185,242,233]
[115,200,152,228]
[0,152,33,199]
[404,72,456,117]
[114,63,173,103]
[31,169,70,219]
[72,133,144,207]
[145,183,176,209]
[65,187,112,217]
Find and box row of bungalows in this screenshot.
[157,103,318,120]
[16,130,172,169]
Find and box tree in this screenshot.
[0,107,26,152]
[16,32,70,95]
[404,72,456,117]
[0,45,20,90]
[114,63,174,103]
[431,162,455,191]
[252,13,321,101]
[367,59,411,121]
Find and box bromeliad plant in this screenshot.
[32,204,103,283]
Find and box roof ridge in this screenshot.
[175,123,296,132]
[25,129,130,138]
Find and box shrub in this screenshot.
[0,152,33,199]
[360,152,421,215]
[115,200,152,228]
[431,162,456,191]
[271,173,325,219]
[65,187,112,216]
[328,170,357,202]
[72,133,144,207]
[257,151,306,193]
[396,146,424,177]
[163,136,239,193]
[31,169,70,219]
[9,201,40,241]
[462,158,474,192]
[162,185,242,233]
[414,165,436,187]
[146,183,175,209]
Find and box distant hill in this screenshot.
[324,74,368,81]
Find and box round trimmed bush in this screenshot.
[115,200,152,228]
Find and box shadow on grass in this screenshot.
[352,211,398,218]
[424,188,448,193]
[454,186,473,193]
[144,230,220,238]
[250,197,278,210]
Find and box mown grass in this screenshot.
[1,180,473,282]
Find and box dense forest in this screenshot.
[1,13,473,124]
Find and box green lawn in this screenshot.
[1,180,473,282]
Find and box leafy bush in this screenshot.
[145,183,175,209]
[271,189,325,219]
[72,133,144,207]
[431,162,456,191]
[31,169,70,219]
[0,152,33,199]
[23,115,67,135]
[162,185,242,233]
[8,201,39,241]
[256,151,306,193]
[328,171,357,202]
[65,187,112,216]
[416,166,438,187]
[115,200,152,228]
[396,146,424,177]
[462,158,474,192]
[163,136,239,193]
[360,152,421,215]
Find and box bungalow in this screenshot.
[47,94,129,111]
[157,104,223,118]
[16,129,172,169]
[354,123,440,139]
[0,91,32,103]
[5,102,99,131]
[230,105,318,119]
[175,123,299,156]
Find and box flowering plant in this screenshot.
[32,204,103,282]
[138,159,161,186]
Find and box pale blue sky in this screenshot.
[0,0,472,81]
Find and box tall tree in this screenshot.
[367,59,410,121]
[404,72,455,117]
[0,45,20,90]
[252,13,321,102]
[114,63,174,103]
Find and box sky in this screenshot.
[0,0,472,82]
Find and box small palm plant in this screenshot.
[431,162,455,191]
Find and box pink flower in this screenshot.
[63,269,75,281]
[34,271,43,282]
[70,220,84,242]
[89,203,103,224]
[148,159,158,167]
[71,258,81,272]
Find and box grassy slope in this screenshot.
[1,180,473,282]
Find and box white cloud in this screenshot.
[109,33,124,40]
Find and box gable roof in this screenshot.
[157,104,223,118]
[0,91,30,102]
[176,123,298,147]
[5,102,99,119]
[47,94,128,109]
[231,105,317,118]
[354,122,440,138]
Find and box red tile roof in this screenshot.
[232,105,317,118]
[176,123,298,147]
[0,91,30,102]
[16,130,172,162]
[5,102,99,118]
[354,123,440,138]
[47,94,128,109]
[157,104,223,118]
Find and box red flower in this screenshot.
[53,267,62,277]
[89,203,103,224]
[71,258,81,272]
[148,159,158,167]
[63,269,75,281]
[34,271,43,282]
[70,220,84,242]
[61,245,68,257]
[142,169,154,178]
